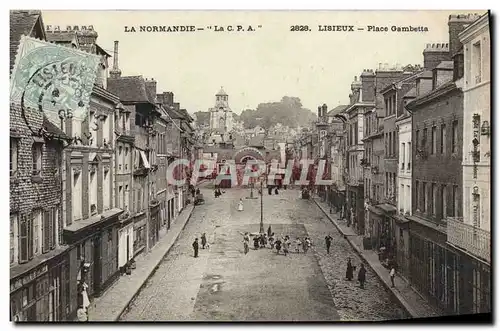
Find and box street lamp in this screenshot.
[260,179,264,234]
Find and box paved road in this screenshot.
[120,188,407,321]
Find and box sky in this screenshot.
[41,10,486,115]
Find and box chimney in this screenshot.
[448,14,482,58]
[317,106,322,118]
[110,40,122,78]
[423,43,450,70]
[144,78,157,103]
[360,69,375,102]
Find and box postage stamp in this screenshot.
[9,35,100,123]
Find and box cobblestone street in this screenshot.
[120,188,407,321]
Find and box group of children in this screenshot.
[243,232,312,256]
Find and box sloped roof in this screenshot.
[403,87,417,98]
[327,105,348,117]
[216,87,227,96]
[435,61,454,70]
[10,10,43,72]
[107,76,151,103]
[46,31,76,43]
[43,115,70,140]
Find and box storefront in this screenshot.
[346,185,364,235]
[63,208,122,313]
[10,248,69,322]
[133,213,147,256]
[407,218,490,315]
[118,216,134,274]
[149,200,161,248]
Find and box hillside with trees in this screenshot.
[194,96,316,130]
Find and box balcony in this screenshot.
[116,128,136,143]
[447,217,490,264]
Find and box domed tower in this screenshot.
[209,86,233,132]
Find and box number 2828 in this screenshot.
[290,25,310,31]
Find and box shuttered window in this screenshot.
[42,208,57,253]
[19,214,34,263]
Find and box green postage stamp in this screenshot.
[10,35,100,122]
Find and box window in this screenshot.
[125,185,129,210]
[440,124,446,154]
[453,185,459,217]
[385,172,389,195]
[401,143,406,169]
[118,146,123,171]
[400,184,405,211]
[407,185,411,213]
[452,120,458,153]
[119,186,124,209]
[423,182,427,213]
[441,185,447,219]
[415,181,420,211]
[393,132,397,157]
[431,183,437,216]
[407,142,411,170]
[32,143,42,176]
[89,169,97,215]
[19,214,33,263]
[71,169,82,223]
[103,169,110,211]
[42,207,57,253]
[389,133,392,156]
[125,147,129,170]
[10,138,18,176]
[33,210,42,256]
[431,127,437,154]
[10,214,18,264]
[416,130,420,149]
[473,41,482,84]
[422,128,428,152]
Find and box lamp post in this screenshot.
[260,179,264,234]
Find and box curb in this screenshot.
[312,198,417,319]
[115,205,196,321]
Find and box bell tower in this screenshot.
[209,86,233,132]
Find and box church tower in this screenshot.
[209,87,233,132]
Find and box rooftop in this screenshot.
[107,76,151,103]
[10,10,43,72]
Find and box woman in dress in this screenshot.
[346,257,354,281]
[238,198,244,211]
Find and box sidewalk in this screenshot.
[313,197,441,319]
[88,204,196,321]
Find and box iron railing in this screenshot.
[447,217,490,263]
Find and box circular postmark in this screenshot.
[11,37,100,135]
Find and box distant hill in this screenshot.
[194,96,316,130]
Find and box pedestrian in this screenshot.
[305,237,312,251]
[358,263,367,289]
[259,234,265,248]
[263,233,268,247]
[196,188,200,195]
[253,236,260,250]
[268,186,273,195]
[302,237,309,253]
[267,225,272,237]
[238,198,244,212]
[269,233,275,249]
[243,232,250,254]
[346,257,354,281]
[325,234,333,254]
[390,266,396,287]
[275,238,282,254]
[193,238,199,258]
[295,237,302,253]
[283,236,290,256]
[201,233,207,249]
[274,187,279,195]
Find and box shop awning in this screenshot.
[140,150,150,169]
[377,203,398,214]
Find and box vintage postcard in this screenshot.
[9,9,491,322]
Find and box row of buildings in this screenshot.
[294,13,490,315]
[9,10,199,321]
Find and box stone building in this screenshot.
[10,10,74,322]
[209,87,234,137]
[344,73,372,236]
[107,56,161,256]
[405,13,487,315]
